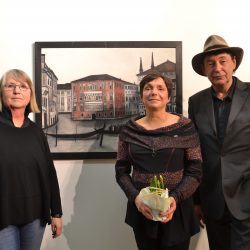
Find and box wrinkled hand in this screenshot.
[51,217,63,239]
[194,205,205,228]
[135,195,153,220]
[159,196,176,223]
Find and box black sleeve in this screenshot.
[42,132,63,216]
[115,139,139,202]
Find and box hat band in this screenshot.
[204,44,228,52]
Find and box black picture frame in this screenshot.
[34,41,182,160]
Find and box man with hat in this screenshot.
[188,35,250,250]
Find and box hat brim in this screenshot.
[192,47,244,76]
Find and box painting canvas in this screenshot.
[34,41,182,159]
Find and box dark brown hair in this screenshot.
[139,70,172,97]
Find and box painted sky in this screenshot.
[42,47,176,85]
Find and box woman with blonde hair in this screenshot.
[0,69,62,250]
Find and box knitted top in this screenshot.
[115,114,202,204]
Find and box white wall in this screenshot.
[1,0,250,249]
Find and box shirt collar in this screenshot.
[211,77,236,101]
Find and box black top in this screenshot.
[0,108,62,230]
[212,78,236,144]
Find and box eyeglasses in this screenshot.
[4,83,30,92]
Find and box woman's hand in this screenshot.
[160,196,176,223]
[135,195,153,220]
[51,217,63,239]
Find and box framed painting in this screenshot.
[34,41,182,160]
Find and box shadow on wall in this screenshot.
[63,161,137,250]
[41,160,208,250]
[41,161,83,250]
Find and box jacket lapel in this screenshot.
[203,89,217,134]
[227,79,249,129]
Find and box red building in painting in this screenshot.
[71,74,127,120]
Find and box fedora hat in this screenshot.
[192,35,244,76]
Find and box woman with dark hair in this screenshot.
[115,71,202,250]
[0,69,62,250]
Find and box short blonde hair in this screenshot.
[0,69,40,112]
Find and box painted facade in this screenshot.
[41,54,58,128]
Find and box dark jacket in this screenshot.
[188,77,250,220]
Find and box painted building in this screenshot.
[71,74,128,120]
[124,82,140,116]
[57,83,72,113]
[41,54,58,128]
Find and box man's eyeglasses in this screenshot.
[4,83,30,92]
